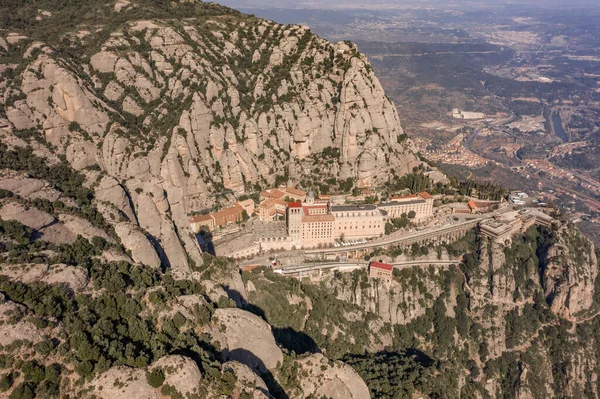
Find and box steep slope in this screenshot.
[0,1,417,397]
[242,223,600,398]
[0,164,369,397]
[0,0,420,276]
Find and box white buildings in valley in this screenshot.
[452,109,487,120]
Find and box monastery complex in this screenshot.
[189,187,435,258]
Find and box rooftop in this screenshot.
[331,204,378,212]
[303,214,335,223]
[419,192,433,200]
[303,204,328,216]
[379,199,426,207]
[391,194,418,201]
[259,198,286,208]
[370,261,393,271]
[260,189,285,199]
[213,204,243,219]
[238,199,255,207]
[285,187,307,197]
[189,214,213,223]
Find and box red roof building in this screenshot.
[467,200,477,213]
[369,261,393,280]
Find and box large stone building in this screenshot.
[479,209,554,243]
[189,202,248,232]
[189,214,215,232]
[257,198,287,222]
[260,187,307,203]
[286,194,386,249]
[331,204,386,240]
[369,261,393,280]
[378,192,434,221]
[213,191,437,257]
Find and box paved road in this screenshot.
[276,259,460,275]
[303,218,482,255]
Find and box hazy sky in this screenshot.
[215,0,600,9]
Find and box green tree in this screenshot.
[147,369,165,388]
[8,382,35,399]
[0,373,14,392]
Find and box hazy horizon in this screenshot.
[214,0,600,9]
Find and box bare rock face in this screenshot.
[0,263,89,292]
[0,201,55,231]
[288,353,370,399]
[330,267,444,326]
[0,201,80,244]
[40,263,89,292]
[84,367,157,399]
[0,321,43,346]
[543,227,598,320]
[1,13,422,279]
[58,214,115,243]
[0,296,43,346]
[66,139,98,170]
[224,361,274,399]
[90,51,119,73]
[114,222,161,269]
[212,308,283,373]
[0,170,63,202]
[149,355,202,397]
[94,176,137,222]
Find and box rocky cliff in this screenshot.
[0,0,420,276]
[242,224,600,398]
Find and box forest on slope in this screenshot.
[0,1,600,398]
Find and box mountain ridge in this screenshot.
[1,0,421,276]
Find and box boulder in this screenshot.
[224,361,274,399]
[114,222,161,269]
[212,308,283,373]
[84,367,157,399]
[40,264,89,292]
[58,214,114,243]
[90,51,119,73]
[0,321,44,346]
[0,201,55,231]
[291,353,371,399]
[95,176,137,222]
[149,355,202,397]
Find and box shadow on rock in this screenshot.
[221,348,289,399]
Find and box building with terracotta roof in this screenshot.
[284,187,307,202]
[259,187,307,203]
[467,200,478,213]
[369,261,393,280]
[260,188,286,202]
[189,202,247,232]
[237,198,255,215]
[257,198,287,221]
[212,203,244,227]
[189,214,215,232]
[378,192,434,220]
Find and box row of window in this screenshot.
[341,225,381,230]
